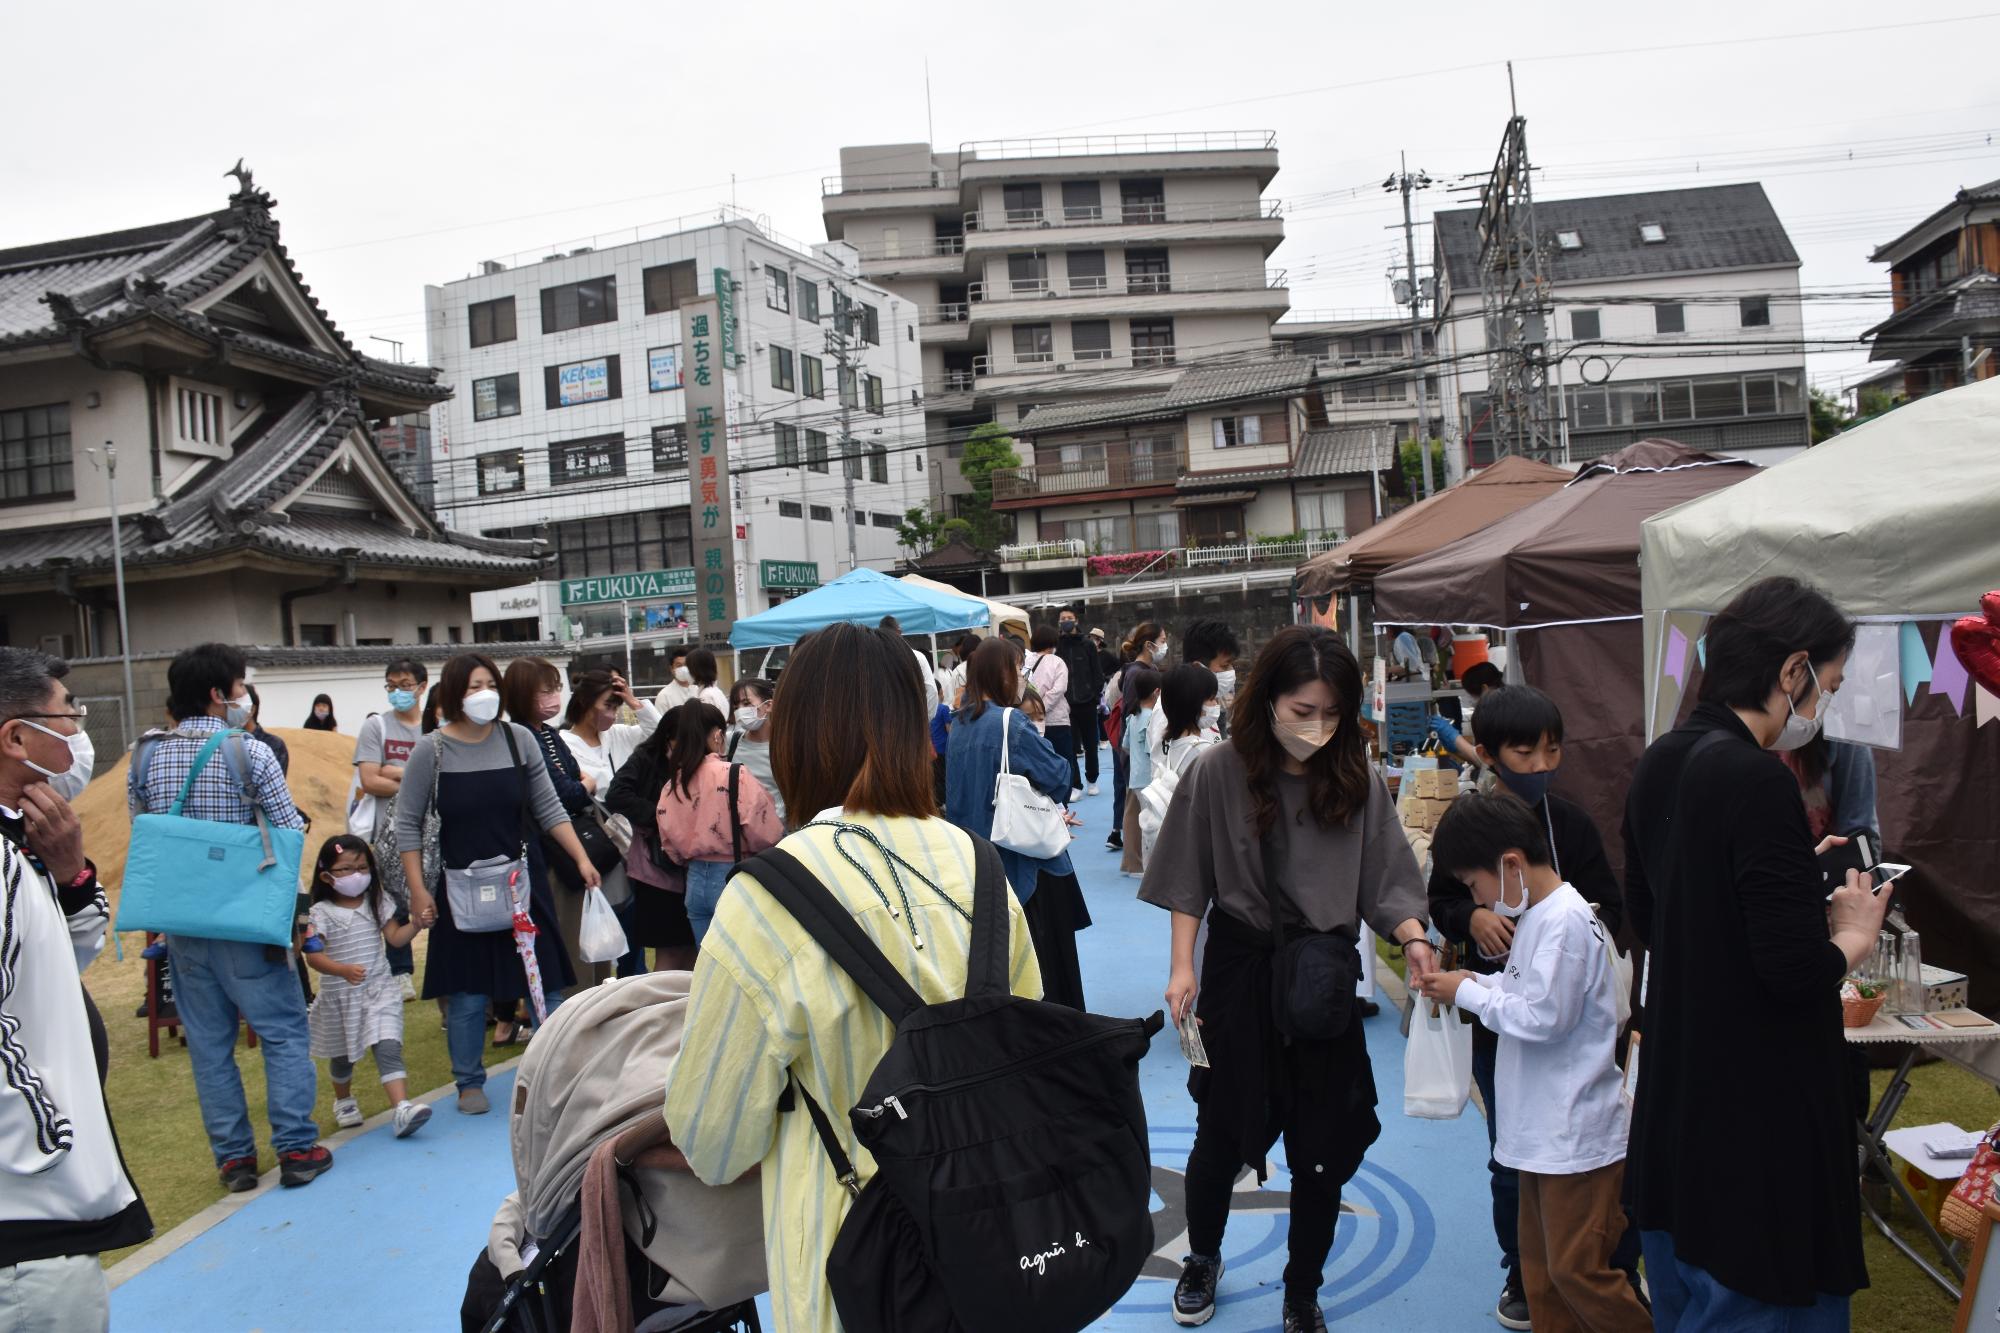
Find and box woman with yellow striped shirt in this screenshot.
[664,624,1043,1333]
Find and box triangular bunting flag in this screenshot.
[1899,621,1933,705]
[1932,626,1971,715]
[1977,684,2000,728]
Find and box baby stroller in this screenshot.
[464,971,766,1333]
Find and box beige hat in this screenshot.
[1087,626,1106,640]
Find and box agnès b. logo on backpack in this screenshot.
[1020,1232,1093,1278]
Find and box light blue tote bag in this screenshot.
[118,729,306,948]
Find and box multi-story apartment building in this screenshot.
[425,217,925,676]
[1274,315,1441,444]
[1863,177,1999,400]
[1432,183,1810,475]
[820,134,1289,519]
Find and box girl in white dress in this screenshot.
[303,835,430,1138]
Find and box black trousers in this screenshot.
[1184,1085,1344,1307]
[1076,713,1100,784]
[1045,724,1078,795]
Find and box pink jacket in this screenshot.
[656,754,784,864]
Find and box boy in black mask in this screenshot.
[1426,684,1636,1329]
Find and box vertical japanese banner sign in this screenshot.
[684,296,736,645]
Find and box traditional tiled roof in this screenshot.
[1014,358,1319,436]
[1014,394,1176,434]
[0,386,543,582]
[0,173,446,401]
[1861,270,2000,356]
[1177,463,1293,492]
[1434,183,1800,290]
[1295,425,1396,478]
[1869,177,2000,263]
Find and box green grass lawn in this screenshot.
[1375,939,1997,1330]
[93,934,525,1269]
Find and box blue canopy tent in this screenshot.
[727,567,992,675]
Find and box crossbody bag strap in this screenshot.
[167,728,238,817]
[496,723,534,858]
[744,846,924,1022]
[787,1074,863,1197]
[962,836,1012,999]
[1257,810,1294,955]
[216,734,279,871]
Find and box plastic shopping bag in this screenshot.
[1404,999,1473,1119]
[578,886,629,965]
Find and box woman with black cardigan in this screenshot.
[1139,626,1436,1333]
[603,710,698,972]
[1622,576,1890,1329]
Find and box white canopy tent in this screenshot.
[898,574,1032,644]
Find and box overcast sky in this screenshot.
[6,0,1997,395]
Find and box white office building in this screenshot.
[425,216,925,669]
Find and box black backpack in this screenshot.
[745,838,1162,1333]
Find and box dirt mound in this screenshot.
[73,726,358,894]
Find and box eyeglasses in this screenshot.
[7,706,87,722]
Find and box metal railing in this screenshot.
[929,369,976,393]
[849,235,966,262]
[823,169,960,196]
[959,131,1278,161]
[918,302,971,325]
[971,348,1181,377]
[991,450,1186,501]
[1182,532,1344,567]
[965,268,1285,304]
[997,539,1089,562]
[964,198,1283,233]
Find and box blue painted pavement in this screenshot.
[112,760,1499,1331]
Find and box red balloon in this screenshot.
[1950,590,2000,699]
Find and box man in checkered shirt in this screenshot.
[126,643,330,1192]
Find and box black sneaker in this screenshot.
[1172,1254,1223,1327]
[1282,1303,1328,1333]
[1496,1273,1532,1330]
[278,1144,333,1188]
[218,1155,259,1193]
[1105,831,1123,852]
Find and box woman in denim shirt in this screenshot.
[946,637,1092,1008]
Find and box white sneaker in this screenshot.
[399,974,417,1002]
[1087,784,1100,796]
[1070,788,1084,802]
[333,1097,364,1129]
[393,1100,432,1138]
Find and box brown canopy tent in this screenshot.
[1371,440,1759,878]
[1295,454,1573,597]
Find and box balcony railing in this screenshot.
[964,198,1283,233]
[823,169,960,195]
[1181,532,1345,567]
[991,450,1187,501]
[928,369,976,393]
[958,131,1278,161]
[997,539,1088,562]
[972,348,1180,377]
[849,235,966,262]
[965,268,1285,304]
[919,302,971,325]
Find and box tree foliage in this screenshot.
[1398,438,1448,498]
[895,506,947,555]
[957,422,1021,549]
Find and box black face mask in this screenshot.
[1060,623,1079,636]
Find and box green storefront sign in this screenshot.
[559,568,696,607]
[714,268,739,369]
[760,559,820,590]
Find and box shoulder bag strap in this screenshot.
[787,1074,864,1198]
[744,846,923,1022]
[216,734,279,871]
[725,732,740,762]
[962,836,1011,999]
[496,723,534,857]
[997,707,1013,781]
[1257,809,1293,955]
[728,763,744,866]
[167,728,239,817]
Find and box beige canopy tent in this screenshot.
[899,574,1031,643]
[1640,374,2000,1006]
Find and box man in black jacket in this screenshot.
[1425,685,1637,1330]
[1052,608,1105,794]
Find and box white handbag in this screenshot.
[988,707,1070,860]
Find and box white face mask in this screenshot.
[674,665,694,685]
[330,870,372,898]
[1492,860,1531,920]
[224,693,254,729]
[1151,641,1170,664]
[1200,702,1223,729]
[462,689,502,725]
[735,705,767,733]
[18,719,91,796]
[1769,662,1825,752]
[1214,668,1237,699]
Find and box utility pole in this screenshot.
[829,297,862,572]
[86,445,137,752]
[1387,153,1435,495]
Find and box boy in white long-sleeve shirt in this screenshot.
[1416,793,1648,1333]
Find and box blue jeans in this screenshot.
[166,935,319,1162]
[445,989,565,1091]
[1642,1231,1850,1332]
[685,858,732,943]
